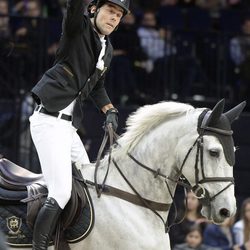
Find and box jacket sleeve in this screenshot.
[63,0,88,35]
[89,75,111,110]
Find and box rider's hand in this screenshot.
[104,108,119,132]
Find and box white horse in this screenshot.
[9,100,245,250]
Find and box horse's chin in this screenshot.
[201,206,231,224]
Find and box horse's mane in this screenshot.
[117,101,194,152]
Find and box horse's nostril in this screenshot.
[220,208,230,218]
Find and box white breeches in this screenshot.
[29,112,90,209]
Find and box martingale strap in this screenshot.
[86,179,170,211]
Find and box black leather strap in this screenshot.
[35,106,72,121]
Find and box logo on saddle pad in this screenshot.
[6,216,22,235]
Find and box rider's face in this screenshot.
[95,3,123,35]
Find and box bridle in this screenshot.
[192,109,235,206]
[87,109,235,232]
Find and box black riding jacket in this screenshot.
[31,0,113,128]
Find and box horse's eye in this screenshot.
[209,149,219,157]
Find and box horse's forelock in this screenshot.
[117,102,195,152]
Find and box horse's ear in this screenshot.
[207,99,225,125]
[224,101,246,123]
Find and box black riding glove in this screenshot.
[104,108,119,132]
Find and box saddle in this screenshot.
[0,158,45,191]
[0,157,94,249]
[0,158,46,226]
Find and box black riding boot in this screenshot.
[32,197,62,250]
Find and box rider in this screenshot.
[29,0,130,249]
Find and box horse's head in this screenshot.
[179,99,246,223]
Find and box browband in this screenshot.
[201,126,233,136]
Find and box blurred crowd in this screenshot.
[1,0,250,106]
[1,1,250,249]
[170,191,250,250]
[5,0,250,18]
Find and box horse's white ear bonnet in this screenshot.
[197,99,246,165]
